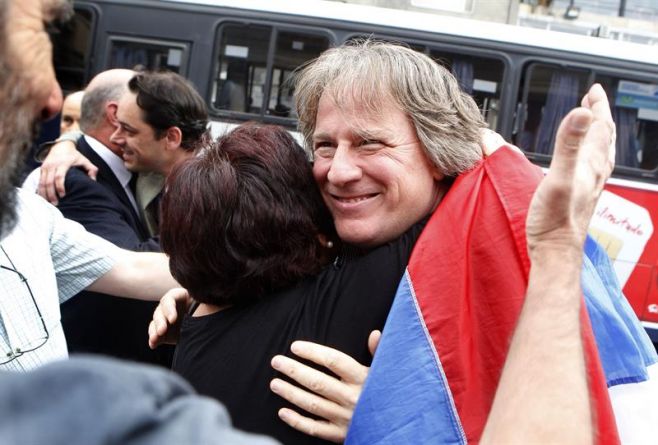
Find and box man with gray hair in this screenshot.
[0,3,633,443]
[150,40,654,444]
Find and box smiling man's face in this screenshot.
[311,92,444,248]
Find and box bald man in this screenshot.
[60,90,84,134]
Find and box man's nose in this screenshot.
[109,127,125,146]
[326,144,362,186]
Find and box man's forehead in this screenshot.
[315,93,398,139]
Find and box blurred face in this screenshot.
[110,91,168,174]
[6,0,64,122]
[0,0,68,237]
[312,93,444,247]
[60,91,83,134]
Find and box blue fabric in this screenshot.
[345,273,466,445]
[347,236,656,444]
[582,236,658,386]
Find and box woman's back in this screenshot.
[173,220,424,444]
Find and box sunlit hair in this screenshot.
[160,123,335,306]
[295,39,485,176]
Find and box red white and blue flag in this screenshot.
[346,147,658,444]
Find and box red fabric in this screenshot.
[408,147,619,443]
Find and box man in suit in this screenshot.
[50,69,169,365]
[109,71,210,236]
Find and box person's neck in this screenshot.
[87,127,122,158]
[162,149,195,177]
[193,302,231,317]
[430,180,451,213]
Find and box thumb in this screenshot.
[368,330,381,357]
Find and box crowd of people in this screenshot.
[1,0,657,443]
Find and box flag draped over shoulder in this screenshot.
[346,147,657,444]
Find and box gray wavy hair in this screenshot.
[294,39,486,176]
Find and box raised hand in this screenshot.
[525,83,615,258]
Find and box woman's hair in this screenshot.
[295,39,486,177]
[160,123,335,306]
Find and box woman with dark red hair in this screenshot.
[160,123,423,445]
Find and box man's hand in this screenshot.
[38,140,98,204]
[526,83,615,258]
[147,287,193,349]
[479,128,522,157]
[269,331,381,443]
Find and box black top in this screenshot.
[172,221,425,444]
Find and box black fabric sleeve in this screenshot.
[59,169,160,252]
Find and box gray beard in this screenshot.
[0,79,40,239]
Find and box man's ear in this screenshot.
[164,126,183,150]
[105,102,119,125]
[432,166,445,181]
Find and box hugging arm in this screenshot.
[38,138,97,204]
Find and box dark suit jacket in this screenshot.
[58,136,173,366]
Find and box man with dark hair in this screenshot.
[110,71,210,235]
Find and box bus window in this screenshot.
[108,38,188,74]
[50,7,94,93]
[213,23,330,119]
[596,75,658,172]
[515,63,589,157]
[269,31,329,118]
[214,24,270,114]
[429,50,504,129]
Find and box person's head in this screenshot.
[160,123,335,306]
[110,71,209,176]
[80,69,135,155]
[60,90,84,134]
[295,40,486,247]
[0,0,70,237]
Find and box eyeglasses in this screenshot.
[0,246,49,365]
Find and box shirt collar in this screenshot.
[83,135,132,188]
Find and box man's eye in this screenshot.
[62,117,73,124]
[314,144,335,158]
[359,140,384,149]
